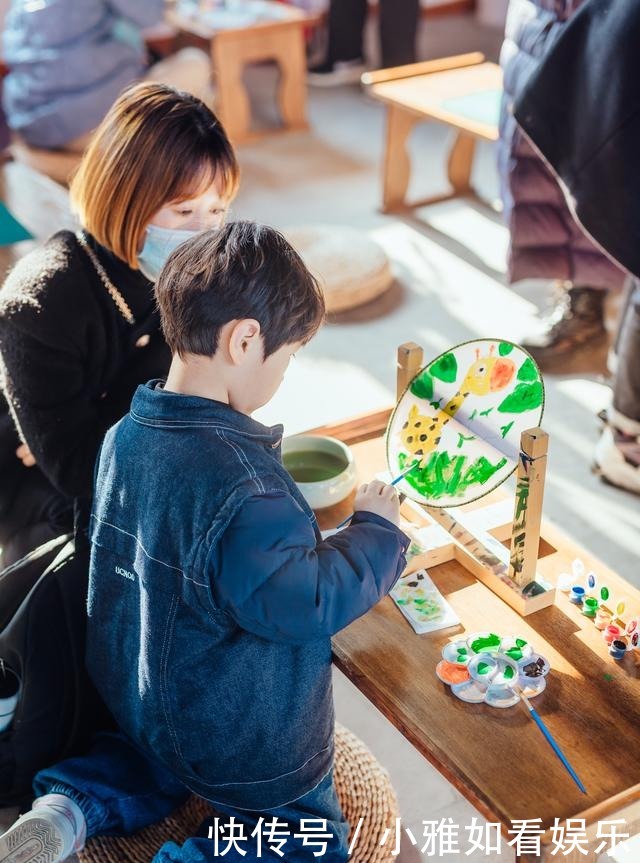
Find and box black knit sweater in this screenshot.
[0,230,171,513]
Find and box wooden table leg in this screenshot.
[447,129,476,195]
[274,28,308,131]
[211,36,252,143]
[382,104,419,212]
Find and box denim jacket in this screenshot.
[86,381,408,810]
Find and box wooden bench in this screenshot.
[362,51,501,212]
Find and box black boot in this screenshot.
[521,285,608,372]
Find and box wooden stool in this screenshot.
[78,724,400,863]
[284,225,393,314]
[167,3,319,144]
[362,52,502,212]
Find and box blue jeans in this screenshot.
[34,732,349,863]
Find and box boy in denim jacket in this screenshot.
[0,222,408,863]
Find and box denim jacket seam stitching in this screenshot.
[159,594,185,762]
[90,514,209,588]
[130,409,279,441]
[183,743,333,788]
[216,429,266,494]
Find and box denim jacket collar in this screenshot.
[130,380,284,448]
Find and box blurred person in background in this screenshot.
[308,0,420,85]
[2,0,211,153]
[498,0,625,372]
[514,0,640,493]
[0,82,238,567]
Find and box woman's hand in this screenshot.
[16,443,36,467]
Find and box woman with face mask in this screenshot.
[0,81,239,567]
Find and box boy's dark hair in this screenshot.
[156,221,325,359]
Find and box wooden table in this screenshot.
[362,52,501,212]
[167,2,318,143]
[307,408,640,863]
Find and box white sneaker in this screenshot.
[307,59,366,87]
[593,424,640,494]
[0,809,76,863]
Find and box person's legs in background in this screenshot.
[51,47,213,156]
[308,0,367,85]
[520,281,608,370]
[594,279,640,494]
[379,0,420,67]
[308,0,420,84]
[326,0,368,67]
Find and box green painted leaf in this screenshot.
[499,342,514,356]
[410,371,433,400]
[517,357,538,382]
[429,352,458,383]
[498,381,543,414]
[515,638,527,648]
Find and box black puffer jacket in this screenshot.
[0,230,171,525]
[514,0,640,281]
[498,0,624,290]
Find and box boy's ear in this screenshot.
[228,319,262,365]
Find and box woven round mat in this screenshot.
[283,226,394,314]
[78,723,399,863]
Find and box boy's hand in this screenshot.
[353,480,400,526]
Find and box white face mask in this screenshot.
[137,224,201,282]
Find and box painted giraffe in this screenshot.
[400,345,516,466]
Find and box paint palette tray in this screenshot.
[435,631,550,708]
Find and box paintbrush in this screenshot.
[334,461,420,530]
[513,684,587,795]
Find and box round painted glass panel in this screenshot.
[386,339,544,507]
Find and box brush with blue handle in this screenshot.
[514,685,587,795]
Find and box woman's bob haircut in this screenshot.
[70,82,239,269]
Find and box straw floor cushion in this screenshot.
[284,226,394,314]
[78,723,399,863]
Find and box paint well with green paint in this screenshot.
[470,633,501,653]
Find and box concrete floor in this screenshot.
[3,12,638,863]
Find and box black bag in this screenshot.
[0,530,113,805]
